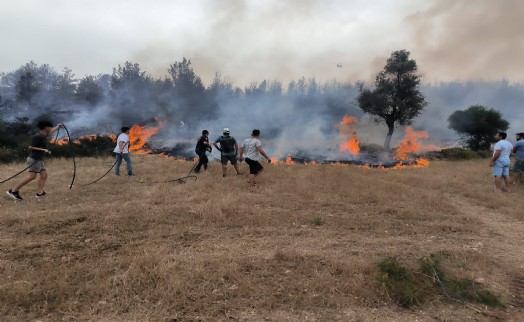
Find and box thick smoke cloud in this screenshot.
[2,1,523,160]
[2,1,523,85]
[404,0,524,82]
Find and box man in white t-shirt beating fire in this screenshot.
[239,129,271,187]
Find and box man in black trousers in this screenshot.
[194,130,211,173]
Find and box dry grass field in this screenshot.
[1,156,523,321]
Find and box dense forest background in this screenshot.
[1,59,523,160]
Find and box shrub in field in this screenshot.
[0,147,19,163]
[0,135,18,149]
[377,256,432,307]
[377,254,504,308]
[311,216,323,226]
[0,135,115,163]
[49,135,115,158]
[440,148,480,160]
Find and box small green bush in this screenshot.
[440,148,480,160]
[311,217,323,226]
[0,147,20,163]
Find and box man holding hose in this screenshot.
[6,120,62,200]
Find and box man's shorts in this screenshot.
[27,157,46,173]
[221,154,237,165]
[513,158,524,174]
[245,158,263,174]
[492,158,510,177]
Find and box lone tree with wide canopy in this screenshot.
[448,105,509,151]
[357,50,427,150]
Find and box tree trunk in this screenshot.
[384,123,395,151]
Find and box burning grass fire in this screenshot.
[49,116,432,170]
[338,115,360,156]
[332,116,430,169]
[129,119,167,154]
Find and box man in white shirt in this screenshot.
[489,132,513,192]
[239,129,271,187]
[113,126,134,176]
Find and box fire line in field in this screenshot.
[129,119,167,154]
[52,116,433,169]
[338,115,360,156]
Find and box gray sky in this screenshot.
[1,0,522,86]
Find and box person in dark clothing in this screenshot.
[194,130,212,173]
[6,120,62,200]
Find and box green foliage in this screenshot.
[440,148,480,160]
[425,148,492,160]
[48,135,115,158]
[377,254,504,308]
[448,105,509,151]
[75,75,104,106]
[16,71,39,106]
[0,117,115,163]
[0,147,19,163]
[310,217,323,226]
[0,132,18,149]
[377,257,431,307]
[358,50,427,150]
[7,117,33,136]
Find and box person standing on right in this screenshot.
[489,132,513,192]
[239,129,271,187]
[113,126,134,176]
[213,128,241,177]
[512,132,524,184]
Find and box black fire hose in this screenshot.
[0,161,37,185]
[133,149,208,185]
[60,124,77,189]
[80,141,129,187]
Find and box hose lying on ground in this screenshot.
[80,141,128,187]
[132,149,207,185]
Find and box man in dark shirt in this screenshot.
[213,128,241,177]
[194,130,211,173]
[6,120,61,200]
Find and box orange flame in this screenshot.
[269,153,282,164]
[51,134,117,145]
[285,154,295,165]
[338,115,360,156]
[395,126,429,160]
[50,137,69,145]
[129,119,167,154]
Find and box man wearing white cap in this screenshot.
[213,128,241,177]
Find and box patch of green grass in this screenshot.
[311,217,323,226]
[377,253,504,308]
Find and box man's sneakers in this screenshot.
[36,191,47,198]
[6,189,23,200]
[6,190,48,200]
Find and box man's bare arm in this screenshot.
[239,147,244,161]
[257,146,271,162]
